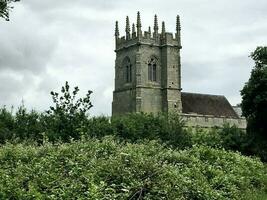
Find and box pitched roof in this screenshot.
[181,92,239,118]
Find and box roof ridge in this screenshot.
[181,91,225,98]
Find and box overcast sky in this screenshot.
[0,0,266,116]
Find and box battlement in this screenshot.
[115,12,182,51]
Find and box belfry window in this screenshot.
[126,64,132,82]
[148,58,157,82]
[123,57,132,83]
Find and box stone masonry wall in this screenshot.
[181,114,247,129]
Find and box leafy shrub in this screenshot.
[0,107,14,143]
[190,124,249,150]
[0,106,44,144]
[0,102,266,161]
[111,112,159,141]
[218,124,249,152]
[13,106,44,142]
[111,112,191,149]
[44,81,93,142]
[241,46,267,140]
[81,116,113,138]
[245,135,267,162]
[188,127,223,148]
[186,125,267,162]
[0,138,266,199]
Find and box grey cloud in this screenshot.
[23,0,123,13]
[0,18,57,74]
[0,0,266,116]
[0,73,24,103]
[182,55,254,106]
[0,71,36,106]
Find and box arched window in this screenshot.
[123,57,132,83]
[148,57,157,82]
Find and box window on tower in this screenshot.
[148,57,157,82]
[123,57,132,83]
[126,65,132,82]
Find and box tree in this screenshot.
[45,81,93,141]
[241,47,267,139]
[0,0,19,21]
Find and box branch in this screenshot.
[0,0,20,21]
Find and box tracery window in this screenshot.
[123,57,132,83]
[148,57,157,82]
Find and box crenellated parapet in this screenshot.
[115,12,182,52]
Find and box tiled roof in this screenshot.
[181,92,239,118]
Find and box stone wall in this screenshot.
[181,113,247,129]
[112,89,136,115]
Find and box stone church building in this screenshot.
[112,12,246,129]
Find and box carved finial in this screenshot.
[176,15,181,32]
[148,26,151,35]
[154,14,159,34]
[115,21,119,38]
[137,11,142,37]
[132,23,136,38]
[132,23,136,33]
[161,21,165,36]
[137,11,142,28]
[126,16,130,39]
[176,15,181,45]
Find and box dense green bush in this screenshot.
[0,110,189,148]
[0,106,44,143]
[219,124,248,151]
[44,81,93,142]
[110,112,190,148]
[13,106,44,142]
[0,107,14,143]
[1,107,267,161]
[81,116,113,138]
[187,124,267,162]
[241,47,267,140]
[1,106,266,199]
[189,124,249,151]
[0,138,266,199]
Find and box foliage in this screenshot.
[0,138,266,199]
[0,0,19,20]
[0,82,93,143]
[0,109,189,148]
[14,106,43,143]
[48,81,93,116]
[110,112,190,148]
[0,81,265,160]
[189,127,223,148]
[188,124,248,151]
[44,81,93,142]
[81,116,113,138]
[0,91,266,199]
[241,46,267,139]
[186,125,267,162]
[243,190,267,200]
[1,107,266,160]
[240,47,267,162]
[0,107,14,143]
[0,105,44,144]
[218,124,249,152]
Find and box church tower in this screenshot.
[112,12,182,115]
